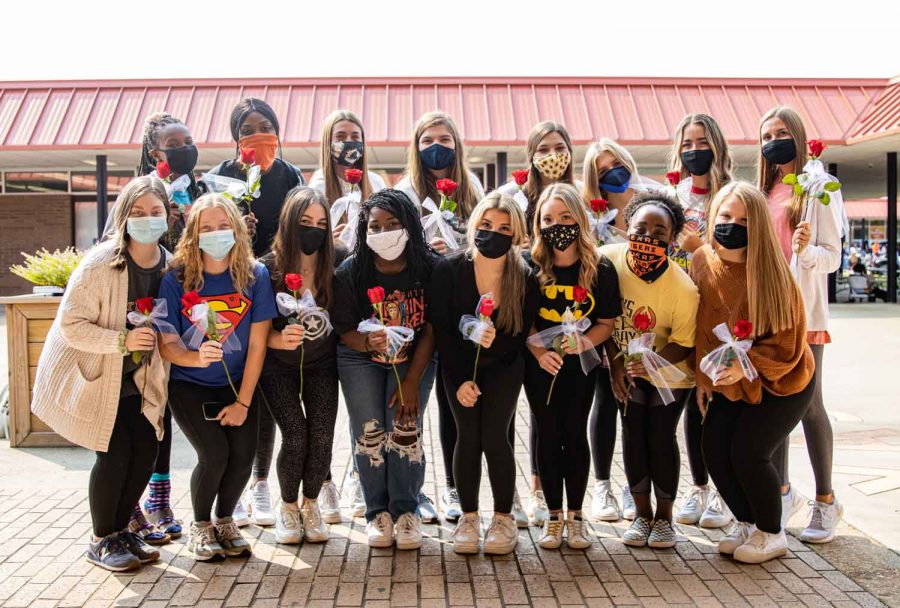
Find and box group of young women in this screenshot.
[32,96,845,572]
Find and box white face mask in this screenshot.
[198,229,236,261]
[366,229,409,261]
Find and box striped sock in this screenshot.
[145,474,171,513]
[130,503,145,526]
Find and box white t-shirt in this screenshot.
[495,178,584,197]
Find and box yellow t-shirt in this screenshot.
[600,242,700,389]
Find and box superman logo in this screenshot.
[538,284,595,323]
[182,292,250,339]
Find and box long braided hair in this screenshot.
[137,112,201,199]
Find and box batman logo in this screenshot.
[538,284,595,323]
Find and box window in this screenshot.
[4,172,68,194]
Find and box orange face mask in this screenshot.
[238,133,279,172]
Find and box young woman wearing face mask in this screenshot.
[666,114,736,532]
[256,187,340,545]
[601,190,699,550]
[32,177,172,572]
[525,183,620,550]
[205,98,305,526]
[157,194,276,561]
[583,138,642,233]
[758,106,844,543]
[692,182,815,563]
[430,192,541,555]
[330,189,438,550]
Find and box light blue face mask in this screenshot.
[198,229,236,261]
[127,216,168,244]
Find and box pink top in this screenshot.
[767,182,795,262]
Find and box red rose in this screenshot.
[240,147,256,165]
[135,297,154,315]
[665,171,681,187]
[156,161,171,180]
[478,296,495,318]
[181,290,202,310]
[511,169,530,186]
[572,286,588,303]
[734,319,753,340]
[345,168,363,184]
[367,286,385,305]
[808,139,825,159]
[436,178,458,197]
[633,312,651,332]
[590,198,609,213]
[285,273,303,291]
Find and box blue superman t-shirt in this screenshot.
[159,262,277,387]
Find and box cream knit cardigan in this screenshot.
[31,241,170,452]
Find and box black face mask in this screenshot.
[761,138,796,166]
[332,140,364,167]
[714,223,748,250]
[161,144,198,175]
[474,229,513,259]
[298,226,327,255]
[680,149,714,176]
[540,223,581,252]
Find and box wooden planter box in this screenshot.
[0,295,72,447]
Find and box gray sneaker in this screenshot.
[621,486,637,521]
[187,521,225,562]
[85,533,140,572]
[214,516,252,558]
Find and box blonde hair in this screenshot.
[667,113,734,209]
[109,175,169,270]
[707,182,799,336]
[522,121,575,225]
[531,183,600,291]
[465,192,530,335]
[405,111,480,217]
[170,194,256,293]
[582,138,640,202]
[757,105,809,228]
[319,109,373,205]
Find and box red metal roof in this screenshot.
[844,198,899,220]
[0,77,892,150]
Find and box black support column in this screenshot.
[887,152,897,303]
[496,152,508,190]
[828,162,839,303]
[95,155,108,242]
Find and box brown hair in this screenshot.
[109,175,170,270]
[319,109,373,206]
[531,183,600,291]
[523,121,575,229]
[757,105,809,228]
[667,113,734,211]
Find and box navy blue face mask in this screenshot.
[600,166,632,193]
[419,143,456,171]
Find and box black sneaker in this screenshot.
[122,531,161,564]
[85,533,141,572]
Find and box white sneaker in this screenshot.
[274,502,303,545]
[416,493,438,524]
[441,488,463,523]
[799,499,843,544]
[394,513,422,550]
[318,480,342,524]
[719,521,754,555]
[591,481,620,522]
[346,474,366,518]
[246,481,275,527]
[538,513,564,549]
[527,491,549,527]
[366,512,394,548]
[565,512,591,550]
[301,500,329,543]
[511,491,529,529]
[733,529,788,564]
[622,517,652,547]
[484,514,518,555]
[781,487,804,530]
[621,486,637,521]
[232,500,250,528]
[699,491,733,528]
[675,485,710,525]
[451,512,481,554]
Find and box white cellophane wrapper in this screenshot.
[458,292,494,343]
[127,298,180,338]
[182,302,242,353]
[589,209,625,246]
[275,290,333,341]
[512,189,529,213]
[357,318,415,359]
[699,322,758,385]
[527,308,601,375]
[331,189,362,250]
[201,172,251,201]
[625,332,686,405]
[421,197,459,251]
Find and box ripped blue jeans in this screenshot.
[337,345,436,522]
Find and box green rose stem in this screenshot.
[471,311,489,384]
[373,301,405,407]
[205,307,239,400]
[293,288,305,405]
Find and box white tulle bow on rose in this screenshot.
[331,189,362,250]
[623,332,686,406]
[421,197,459,251]
[699,322,758,385]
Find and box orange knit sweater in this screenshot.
[690,245,814,404]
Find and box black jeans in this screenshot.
[445,357,523,514]
[703,379,814,533]
[589,368,618,481]
[168,380,259,522]
[683,389,709,487]
[89,395,158,537]
[258,365,339,503]
[252,392,277,479]
[619,380,689,501]
[153,408,173,475]
[525,356,597,511]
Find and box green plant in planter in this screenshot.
[10,248,84,289]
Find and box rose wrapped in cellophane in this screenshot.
[699,320,758,386]
[527,306,601,405]
[422,197,459,251]
[459,293,494,383]
[128,297,179,412]
[181,291,242,398]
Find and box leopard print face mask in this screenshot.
[533,151,571,181]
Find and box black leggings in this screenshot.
[446,358,523,514]
[89,395,158,537]
[154,408,173,475]
[589,368,618,481]
[683,389,709,487]
[257,366,339,503]
[620,381,689,501]
[252,392,277,479]
[703,380,814,534]
[524,357,597,512]
[168,380,260,522]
